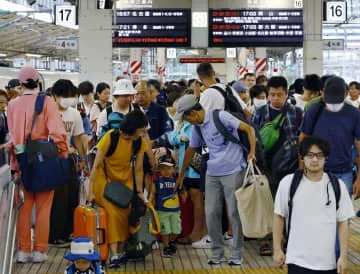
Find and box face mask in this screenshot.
[253,98,267,109]
[326,103,344,112]
[59,98,74,109]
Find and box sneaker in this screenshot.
[224,232,233,246]
[228,258,243,266]
[162,247,173,258]
[108,253,127,268]
[32,251,48,263]
[192,235,212,249]
[48,239,70,248]
[168,241,177,255]
[207,257,226,265]
[152,240,160,250]
[16,251,32,263]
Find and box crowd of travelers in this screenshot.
[0,63,359,274]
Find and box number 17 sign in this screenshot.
[55,5,78,27]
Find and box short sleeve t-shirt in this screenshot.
[274,174,354,270]
[154,177,179,212]
[189,110,247,176]
[60,107,84,149]
[301,103,360,173]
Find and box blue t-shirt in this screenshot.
[154,177,179,212]
[301,103,360,173]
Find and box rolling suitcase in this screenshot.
[73,203,108,263]
[0,165,24,274]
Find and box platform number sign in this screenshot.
[324,1,347,23]
[294,0,303,8]
[55,5,77,27]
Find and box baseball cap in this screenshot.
[113,79,137,96]
[6,79,20,90]
[173,94,198,121]
[158,154,176,167]
[232,81,248,93]
[323,76,346,104]
[18,66,39,84]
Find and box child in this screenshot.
[150,154,186,257]
[64,237,105,274]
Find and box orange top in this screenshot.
[7,90,68,168]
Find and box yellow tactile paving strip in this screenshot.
[99,266,360,274]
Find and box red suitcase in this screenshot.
[74,204,108,263]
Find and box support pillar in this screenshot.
[79,0,112,87]
[303,0,323,76]
[156,48,166,81]
[191,0,208,48]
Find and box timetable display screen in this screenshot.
[113,9,191,47]
[209,9,303,47]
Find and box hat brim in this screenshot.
[64,252,100,261]
[113,90,137,96]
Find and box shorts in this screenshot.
[158,211,181,236]
[183,178,200,190]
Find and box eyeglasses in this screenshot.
[304,152,326,159]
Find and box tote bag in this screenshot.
[235,163,274,238]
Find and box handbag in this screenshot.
[16,94,69,192]
[189,150,202,174]
[235,163,273,238]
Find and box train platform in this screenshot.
[12,200,360,274]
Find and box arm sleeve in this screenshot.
[89,104,100,123]
[96,129,112,155]
[300,105,316,135]
[44,98,69,158]
[189,126,201,148]
[219,111,241,130]
[274,175,292,218]
[337,179,355,222]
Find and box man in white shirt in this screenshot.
[273,136,354,274]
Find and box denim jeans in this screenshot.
[332,171,353,259]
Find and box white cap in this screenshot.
[113,79,137,96]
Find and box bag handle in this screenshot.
[243,162,255,188]
[145,201,161,234]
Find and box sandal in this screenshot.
[259,243,273,256]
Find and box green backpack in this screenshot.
[259,113,286,152]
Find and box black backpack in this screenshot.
[210,85,266,169]
[287,170,341,241]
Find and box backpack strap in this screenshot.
[287,170,303,239]
[105,129,120,157]
[106,106,113,119]
[194,125,203,142]
[95,102,103,112]
[132,103,141,111]
[213,110,241,145]
[328,172,341,210]
[310,101,325,134]
[131,137,142,193]
[28,94,46,141]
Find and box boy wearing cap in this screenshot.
[174,94,256,265]
[64,237,105,274]
[150,154,186,257]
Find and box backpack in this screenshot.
[99,103,141,140]
[286,170,340,242]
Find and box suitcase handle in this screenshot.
[97,228,106,245]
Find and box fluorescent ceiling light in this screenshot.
[0,53,7,57]
[25,53,42,58]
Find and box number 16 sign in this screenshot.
[55,5,78,27]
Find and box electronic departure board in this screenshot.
[113,9,191,47]
[209,9,303,47]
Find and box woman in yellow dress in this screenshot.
[88,110,148,266]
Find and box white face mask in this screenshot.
[59,98,75,109]
[326,103,344,112]
[253,98,267,109]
